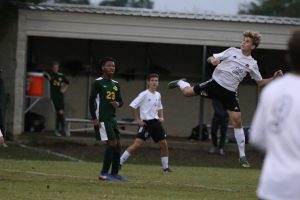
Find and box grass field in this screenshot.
[0,142,261,200]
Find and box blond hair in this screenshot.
[243,30,262,48]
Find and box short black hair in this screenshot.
[98,57,116,68]
[288,29,300,71]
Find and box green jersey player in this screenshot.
[44,61,69,136]
[89,57,126,181]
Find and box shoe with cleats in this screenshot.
[163,168,172,172]
[111,174,128,182]
[167,78,186,89]
[239,156,251,168]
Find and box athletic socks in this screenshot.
[111,150,121,175]
[178,80,191,90]
[234,128,246,157]
[120,150,131,165]
[101,145,114,174]
[161,156,169,169]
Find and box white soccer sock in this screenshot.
[234,128,246,157]
[178,80,191,90]
[120,150,131,165]
[161,156,169,169]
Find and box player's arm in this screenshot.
[207,48,233,66]
[89,82,99,126]
[158,109,164,123]
[256,70,283,87]
[207,56,220,66]
[0,129,4,145]
[60,76,70,93]
[43,71,51,81]
[130,106,144,126]
[111,83,123,108]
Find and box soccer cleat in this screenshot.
[54,130,62,137]
[163,168,172,172]
[111,174,128,182]
[167,78,186,89]
[98,173,120,181]
[219,148,225,156]
[1,143,8,148]
[239,156,251,168]
[98,173,108,180]
[209,147,218,154]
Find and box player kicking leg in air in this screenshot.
[120,73,171,172]
[168,30,283,168]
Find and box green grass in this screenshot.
[0,144,260,200]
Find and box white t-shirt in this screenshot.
[130,89,163,120]
[0,129,3,137]
[212,47,262,92]
[250,73,300,200]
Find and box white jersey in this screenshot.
[212,47,262,92]
[130,89,163,120]
[250,73,300,200]
[0,129,2,137]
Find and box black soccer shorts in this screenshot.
[193,79,241,112]
[136,119,167,143]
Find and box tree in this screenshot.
[238,0,300,18]
[100,0,153,9]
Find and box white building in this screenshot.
[0,3,299,137]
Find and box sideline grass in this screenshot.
[0,144,260,200]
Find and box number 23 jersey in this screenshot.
[89,77,123,121]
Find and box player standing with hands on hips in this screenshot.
[168,30,283,168]
[89,57,127,181]
[120,73,171,172]
[250,29,300,200]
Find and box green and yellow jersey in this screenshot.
[89,77,123,121]
[45,71,69,111]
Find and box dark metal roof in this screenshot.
[21,3,300,26]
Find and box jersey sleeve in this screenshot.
[116,83,123,107]
[250,90,268,151]
[63,75,70,85]
[213,47,235,61]
[89,81,99,120]
[130,91,145,109]
[249,62,263,81]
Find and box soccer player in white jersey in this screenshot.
[120,73,171,172]
[250,29,300,200]
[168,30,283,168]
[0,129,4,145]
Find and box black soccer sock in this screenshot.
[101,145,114,174]
[55,113,60,131]
[111,149,121,175]
[57,113,65,132]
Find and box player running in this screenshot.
[120,73,171,172]
[168,30,283,168]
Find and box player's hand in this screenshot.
[110,101,119,108]
[93,119,100,127]
[159,118,164,123]
[210,58,221,66]
[135,119,144,126]
[60,86,67,93]
[273,70,283,78]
